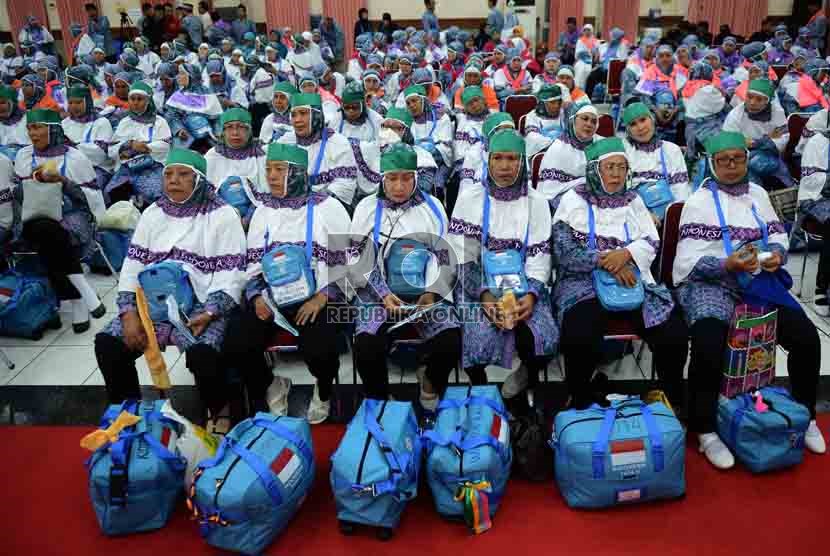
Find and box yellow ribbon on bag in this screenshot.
[80,411,142,451]
[136,286,171,390]
[643,389,673,413]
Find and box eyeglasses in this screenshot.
[601,163,629,174]
[713,154,748,167]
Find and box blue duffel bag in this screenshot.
[90,229,133,273]
[423,385,512,533]
[0,269,59,339]
[87,400,186,536]
[717,386,810,473]
[188,414,315,555]
[552,398,685,509]
[330,399,421,537]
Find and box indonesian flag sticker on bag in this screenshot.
[271,447,303,487]
[610,439,647,469]
[491,414,509,447]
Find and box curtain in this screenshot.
[55,0,98,64]
[687,0,768,40]
[6,0,50,49]
[602,0,639,42]
[323,0,366,63]
[264,0,309,39]
[547,0,584,51]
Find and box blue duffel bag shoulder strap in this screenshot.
[422,395,511,462]
[351,399,421,499]
[591,402,665,480]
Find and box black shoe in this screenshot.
[73,320,91,334]
[90,303,107,319]
[46,315,62,330]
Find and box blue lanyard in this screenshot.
[587,200,630,249]
[482,192,529,257]
[31,153,67,177]
[372,193,444,248]
[708,182,767,255]
[310,131,329,185]
[147,125,154,142]
[263,199,315,270]
[84,123,94,143]
[658,144,668,182]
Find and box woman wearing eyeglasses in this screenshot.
[673,131,826,469]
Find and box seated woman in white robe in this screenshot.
[493,48,533,104]
[327,82,383,142]
[681,62,727,160]
[152,62,178,118]
[362,69,390,116]
[798,123,830,314]
[205,108,267,229]
[259,81,297,145]
[404,84,454,199]
[722,79,793,188]
[621,102,690,224]
[167,63,223,151]
[458,112,516,192]
[206,59,249,110]
[523,83,565,158]
[351,107,438,203]
[13,109,105,332]
[106,82,172,208]
[96,148,247,429]
[0,85,30,161]
[452,86,489,174]
[61,85,114,192]
[134,37,160,81]
[554,137,688,409]
[450,131,557,397]
[296,71,340,127]
[276,92,358,208]
[350,144,460,410]
[223,143,350,424]
[532,52,562,94]
[384,53,416,108]
[537,102,599,212]
[673,131,825,467]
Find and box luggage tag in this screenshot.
[261,289,300,337]
[388,303,439,332]
[166,295,198,345]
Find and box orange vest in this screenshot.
[501,66,528,90]
[454,85,499,110]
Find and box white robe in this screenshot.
[523,111,563,158]
[61,117,115,173]
[0,156,14,233]
[327,108,384,142]
[452,114,485,165]
[137,51,161,79]
[683,85,725,120]
[277,129,358,206]
[247,68,275,105]
[259,113,293,144]
[623,138,691,205]
[722,102,788,152]
[0,116,30,149]
[799,132,830,204]
[537,135,599,201]
[205,145,268,194]
[796,108,827,156]
[411,110,454,167]
[108,115,172,171]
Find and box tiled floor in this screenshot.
[2,252,830,387]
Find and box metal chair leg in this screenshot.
[94,241,119,283]
[0,348,14,370]
[797,228,810,299]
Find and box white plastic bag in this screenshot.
[160,400,221,489]
[98,200,141,231]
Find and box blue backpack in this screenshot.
[0,269,59,339]
[138,261,195,323]
[330,399,422,535]
[423,386,512,530]
[717,386,810,473]
[551,398,685,509]
[188,414,315,556]
[218,176,254,218]
[90,229,132,273]
[87,400,186,536]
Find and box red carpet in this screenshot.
[3,417,829,555]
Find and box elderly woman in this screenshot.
[449,130,556,398]
[205,108,267,226]
[246,55,277,134]
[13,109,105,332]
[636,45,686,106]
[223,143,349,423]
[259,81,297,145]
[722,79,792,188]
[532,52,561,93]
[799,114,830,314]
[556,65,586,104]
[452,86,490,172]
[493,48,533,102]
[350,143,459,410]
[385,53,416,106]
[134,37,160,80]
[362,69,390,116]
[276,92,358,208]
[0,85,30,160]
[106,82,172,207]
[524,83,565,158]
[20,74,61,114]
[404,84,454,199]
[206,59,248,110]
[554,137,688,409]
[673,131,825,467]
[717,37,742,73]
[792,58,830,114]
[452,61,499,112]
[621,102,690,223]
[99,72,134,128]
[328,82,383,142]
[61,85,114,191]
[537,103,599,212]
[95,148,247,429]
[730,60,773,108]
[347,33,373,83]
[153,62,178,116]
[166,63,222,150]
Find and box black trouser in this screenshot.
[21,218,82,301]
[560,298,689,410]
[689,307,820,433]
[585,67,608,100]
[354,325,460,400]
[816,220,830,291]
[249,102,270,137]
[222,303,342,410]
[95,332,231,418]
[464,321,553,387]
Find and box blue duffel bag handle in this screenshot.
[728,387,800,447]
[422,395,511,463]
[350,398,422,500]
[195,418,313,511]
[590,401,665,480]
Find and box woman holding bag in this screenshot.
[673,131,826,468]
[554,137,689,411]
[13,109,105,332]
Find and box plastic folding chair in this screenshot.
[530,150,546,189]
[597,114,615,138]
[772,65,789,81]
[605,59,626,102]
[791,211,824,299]
[518,113,528,135]
[504,95,538,128]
